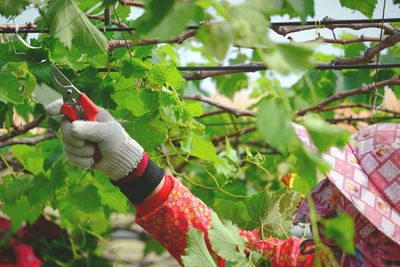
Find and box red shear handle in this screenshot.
[61,104,79,122]
[79,93,100,122]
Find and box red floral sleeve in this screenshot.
[135,176,315,266]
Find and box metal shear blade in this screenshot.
[51,66,82,105]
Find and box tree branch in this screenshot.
[331,31,400,65]
[0,23,36,30]
[318,103,400,115]
[85,13,128,28]
[273,20,397,36]
[296,76,400,116]
[0,114,46,143]
[0,132,56,149]
[108,29,196,49]
[310,35,381,45]
[118,0,145,8]
[327,116,400,123]
[182,62,266,80]
[184,94,256,117]
[212,127,257,144]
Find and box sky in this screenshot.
[0,0,399,88]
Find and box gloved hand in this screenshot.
[46,99,144,180]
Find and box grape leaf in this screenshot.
[293,145,330,194]
[209,211,246,261]
[69,185,102,213]
[28,173,64,208]
[197,22,234,61]
[339,0,377,18]
[112,86,159,117]
[92,172,129,213]
[0,176,31,205]
[323,214,355,254]
[264,42,316,74]
[0,0,30,17]
[303,114,351,152]
[257,97,298,154]
[2,62,37,99]
[144,239,165,256]
[213,199,250,228]
[120,59,147,79]
[147,64,184,90]
[3,197,41,231]
[0,74,22,104]
[12,145,45,175]
[182,134,220,162]
[138,2,202,39]
[46,0,108,59]
[182,227,217,267]
[245,189,301,238]
[286,0,315,22]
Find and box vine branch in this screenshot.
[296,76,400,116]
[309,35,381,45]
[118,0,145,8]
[0,114,46,143]
[184,94,256,117]
[272,19,397,36]
[319,103,400,115]
[108,29,196,49]
[331,31,400,65]
[0,132,56,149]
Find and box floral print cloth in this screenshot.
[136,176,315,266]
[295,179,400,266]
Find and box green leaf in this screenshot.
[134,0,175,35]
[69,185,102,213]
[0,176,31,205]
[183,100,203,117]
[182,227,217,267]
[12,145,45,175]
[303,114,351,152]
[47,0,108,58]
[93,172,128,213]
[209,211,246,261]
[264,42,316,74]
[245,189,301,238]
[257,97,298,154]
[0,74,22,104]
[215,73,248,98]
[3,197,41,231]
[112,85,159,117]
[137,2,202,39]
[28,172,64,207]
[7,62,36,98]
[322,214,355,254]
[198,22,234,61]
[182,134,219,162]
[213,199,250,228]
[0,0,29,17]
[286,0,314,22]
[144,239,165,256]
[339,0,377,18]
[120,59,147,79]
[293,145,330,194]
[147,64,184,90]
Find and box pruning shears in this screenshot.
[51,65,99,122]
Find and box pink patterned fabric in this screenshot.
[295,179,400,266]
[136,177,315,266]
[293,123,400,245]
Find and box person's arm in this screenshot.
[47,100,315,267]
[111,155,315,266]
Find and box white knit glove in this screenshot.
[46,99,144,180]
